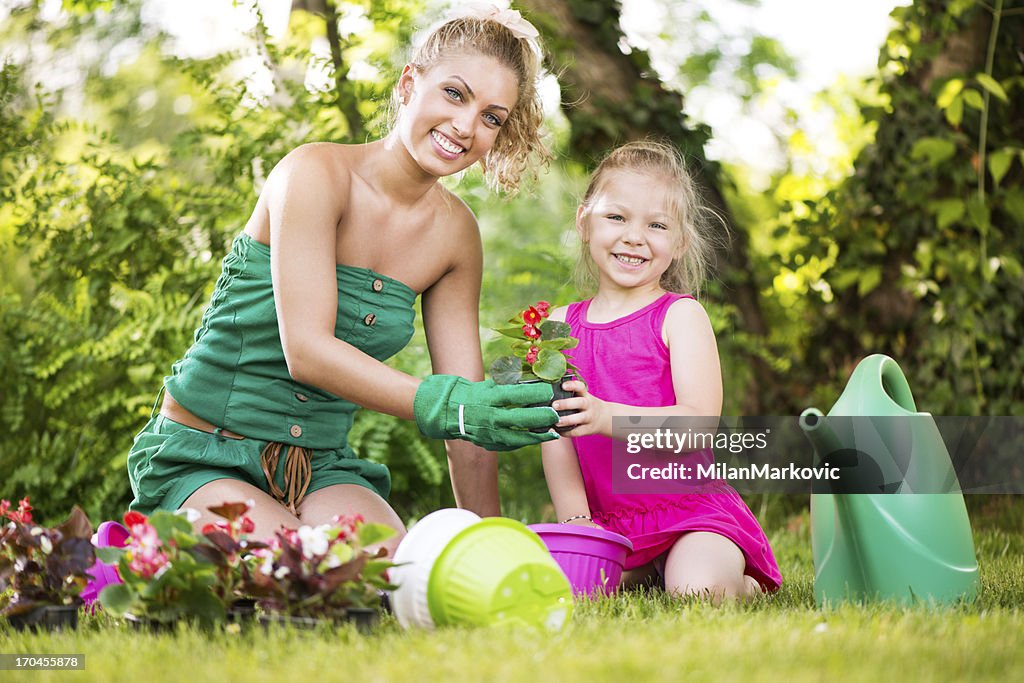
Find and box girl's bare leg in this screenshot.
[663,531,760,603]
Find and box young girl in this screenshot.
[542,141,782,600]
[126,6,560,552]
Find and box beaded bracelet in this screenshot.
[560,514,592,524]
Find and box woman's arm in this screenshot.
[419,199,499,515]
[554,298,723,438]
[267,145,422,418]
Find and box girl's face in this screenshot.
[396,52,519,179]
[578,169,682,294]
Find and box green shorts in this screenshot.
[127,413,391,514]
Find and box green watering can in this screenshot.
[800,354,979,606]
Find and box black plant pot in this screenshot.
[227,598,258,623]
[6,605,79,632]
[257,607,379,633]
[522,374,579,434]
[124,613,179,633]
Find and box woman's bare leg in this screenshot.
[180,478,300,541]
[297,484,406,558]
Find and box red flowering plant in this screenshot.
[0,497,96,618]
[488,300,579,385]
[239,514,397,619]
[97,502,266,626]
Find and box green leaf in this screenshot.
[975,73,1008,103]
[180,586,225,624]
[357,522,396,548]
[1004,189,1024,224]
[489,355,523,385]
[929,198,965,229]
[536,337,578,351]
[962,89,985,111]
[936,79,963,109]
[493,326,526,339]
[857,266,882,297]
[538,320,572,340]
[910,137,956,166]
[966,196,990,233]
[99,583,134,615]
[988,148,1015,187]
[945,95,964,126]
[532,348,567,382]
[95,546,126,564]
[149,510,194,543]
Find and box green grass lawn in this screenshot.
[3,518,1023,683]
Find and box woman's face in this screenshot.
[396,52,519,179]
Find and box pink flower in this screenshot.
[535,301,550,317]
[126,521,169,579]
[332,513,365,541]
[525,346,539,364]
[4,497,33,524]
[239,516,255,534]
[523,324,541,340]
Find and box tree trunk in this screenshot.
[290,0,365,140]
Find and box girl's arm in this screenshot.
[541,437,600,527]
[553,298,723,438]
[419,200,499,516]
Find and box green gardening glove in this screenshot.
[413,375,559,451]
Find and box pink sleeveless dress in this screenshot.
[565,293,782,590]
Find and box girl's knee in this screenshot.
[663,532,750,601]
[666,571,747,601]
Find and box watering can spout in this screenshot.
[799,408,842,462]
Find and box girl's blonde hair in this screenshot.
[574,140,723,297]
[401,15,549,195]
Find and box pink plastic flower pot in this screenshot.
[81,520,130,609]
[528,523,633,597]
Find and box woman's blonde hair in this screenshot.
[574,140,723,297]
[400,15,549,194]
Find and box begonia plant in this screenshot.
[488,300,579,385]
[0,497,95,618]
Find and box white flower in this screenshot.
[39,536,53,554]
[175,507,202,523]
[274,566,290,580]
[297,524,330,559]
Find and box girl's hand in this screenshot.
[552,379,613,437]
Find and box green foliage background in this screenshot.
[1,0,1021,526]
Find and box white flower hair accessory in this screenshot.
[460,3,541,54]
